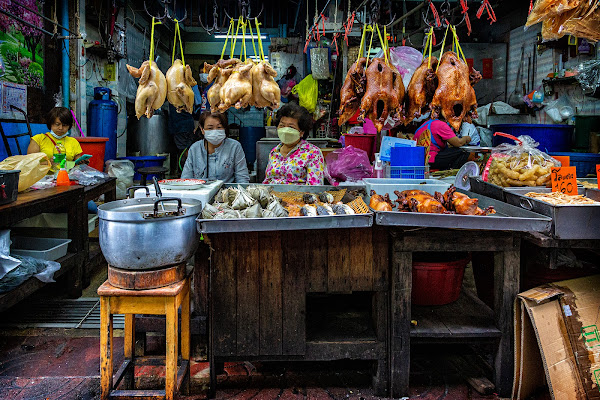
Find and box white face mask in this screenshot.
[277,127,301,145]
[50,130,69,140]
[203,129,226,145]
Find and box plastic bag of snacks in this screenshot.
[486,134,560,187]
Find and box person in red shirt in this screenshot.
[414,118,471,170]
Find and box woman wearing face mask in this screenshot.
[181,111,249,183]
[263,103,324,185]
[27,107,86,169]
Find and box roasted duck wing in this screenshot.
[127,61,167,119]
[369,190,394,211]
[404,56,438,125]
[166,59,197,114]
[251,60,281,110]
[338,57,367,126]
[359,58,405,132]
[430,52,478,132]
[219,59,254,111]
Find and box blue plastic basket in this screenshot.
[549,152,600,177]
[389,166,429,179]
[390,146,425,166]
[490,124,574,153]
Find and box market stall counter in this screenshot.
[194,184,390,397]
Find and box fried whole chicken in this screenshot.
[359,58,405,132]
[369,190,394,211]
[441,186,496,216]
[206,59,240,112]
[219,59,254,111]
[430,52,478,132]
[166,59,197,114]
[404,56,438,125]
[251,60,281,109]
[394,190,447,214]
[338,57,367,126]
[127,61,167,119]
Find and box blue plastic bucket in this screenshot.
[119,156,166,181]
[549,152,600,177]
[390,146,425,166]
[490,124,573,153]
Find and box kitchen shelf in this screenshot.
[411,289,501,340]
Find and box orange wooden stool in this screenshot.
[98,275,190,400]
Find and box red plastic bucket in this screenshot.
[76,137,109,172]
[344,134,376,162]
[412,255,470,306]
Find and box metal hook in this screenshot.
[167,0,187,22]
[199,1,224,35]
[224,0,264,21]
[144,0,168,20]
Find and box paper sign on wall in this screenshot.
[482,58,493,79]
[553,155,570,167]
[1,82,27,113]
[551,166,577,195]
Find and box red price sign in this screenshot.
[551,167,578,195]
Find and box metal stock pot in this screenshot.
[98,186,203,270]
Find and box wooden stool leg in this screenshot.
[123,314,135,389]
[391,251,412,398]
[181,289,191,394]
[100,296,113,400]
[166,299,179,400]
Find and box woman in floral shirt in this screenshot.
[263,103,325,185]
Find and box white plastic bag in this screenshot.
[106,159,135,199]
[310,48,330,80]
[544,96,574,124]
[0,230,20,280]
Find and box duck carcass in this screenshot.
[338,57,367,126]
[166,59,198,114]
[127,61,167,119]
[403,56,438,125]
[358,58,404,132]
[429,52,478,132]
[251,60,281,109]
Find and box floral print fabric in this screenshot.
[263,140,325,185]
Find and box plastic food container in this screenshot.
[10,237,71,261]
[12,213,98,238]
[0,170,20,206]
[412,255,470,306]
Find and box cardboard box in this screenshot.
[513,275,600,400]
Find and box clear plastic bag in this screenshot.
[544,95,575,123]
[575,59,600,94]
[105,160,135,199]
[325,145,373,186]
[373,46,423,89]
[68,164,110,186]
[310,48,330,80]
[487,135,560,187]
[0,230,20,280]
[0,255,60,294]
[0,153,51,192]
[291,75,319,112]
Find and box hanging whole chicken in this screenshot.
[358,58,405,132]
[251,60,281,110]
[205,59,240,113]
[126,61,168,119]
[219,59,255,111]
[430,51,479,132]
[166,59,198,114]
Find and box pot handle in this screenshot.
[154,197,183,215]
[126,185,150,199]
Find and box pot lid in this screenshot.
[98,196,203,222]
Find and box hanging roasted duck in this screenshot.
[403,56,438,125]
[205,59,240,112]
[358,58,405,132]
[219,59,255,111]
[166,59,198,114]
[430,51,479,132]
[251,60,281,110]
[338,57,367,126]
[127,61,167,119]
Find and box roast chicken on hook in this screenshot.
[127,61,167,119]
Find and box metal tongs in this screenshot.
[153,177,165,211]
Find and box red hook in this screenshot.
[493,132,522,145]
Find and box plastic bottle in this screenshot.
[374,153,384,178]
[56,159,70,186]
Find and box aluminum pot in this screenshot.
[98,187,203,270]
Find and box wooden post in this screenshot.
[100,296,113,400]
[165,298,178,400]
[123,313,135,389]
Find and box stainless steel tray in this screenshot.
[197,183,373,233]
[504,187,600,240]
[468,177,506,201]
[373,189,552,233]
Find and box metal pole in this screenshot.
[0,8,56,38]
[11,0,80,37]
[390,1,426,28]
[61,0,70,107]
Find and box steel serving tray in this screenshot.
[373,189,552,233]
[468,177,506,201]
[197,183,373,233]
[504,187,600,240]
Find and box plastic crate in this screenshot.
[490,124,574,153]
[549,152,600,177]
[389,166,429,179]
[10,237,71,261]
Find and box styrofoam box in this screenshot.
[363,178,451,203]
[10,237,71,261]
[12,213,98,238]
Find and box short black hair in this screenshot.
[274,103,312,139]
[46,107,73,130]
[199,111,229,137]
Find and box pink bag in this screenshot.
[325,145,373,186]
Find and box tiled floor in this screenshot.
[0,333,520,400]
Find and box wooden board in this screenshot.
[282,230,306,355]
[350,228,374,291]
[306,230,328,293]
[372,226,390,292]
[211,233,237,356]
[327,229,351,292]
[236,233,260,356]
[259,231,283,355]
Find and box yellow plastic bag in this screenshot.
[0,153,51,192]
[292,74,318,112]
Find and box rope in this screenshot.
[435,24,450,72]
[357,23,368,63]
[375,24,388,65]
[460,0,471,36]
[149,17,162,67]
[451,25,467,64]
[231,17,242,58]
[366,24,375,66]
[255,18,265,61]
[248,18,258,59]
[171,19,185,65]
[220,19,234,59]
[423,27,434,68]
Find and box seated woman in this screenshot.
[181,111,249,183]
[414,117,471,170]
[27,107,85,168]
[263,103,324,185]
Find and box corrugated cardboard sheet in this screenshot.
[513,275,600,400]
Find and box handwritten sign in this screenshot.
[551,166,578,195]
[597,165,600,189]
[1,82,26,113]
[553,155,570,167]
